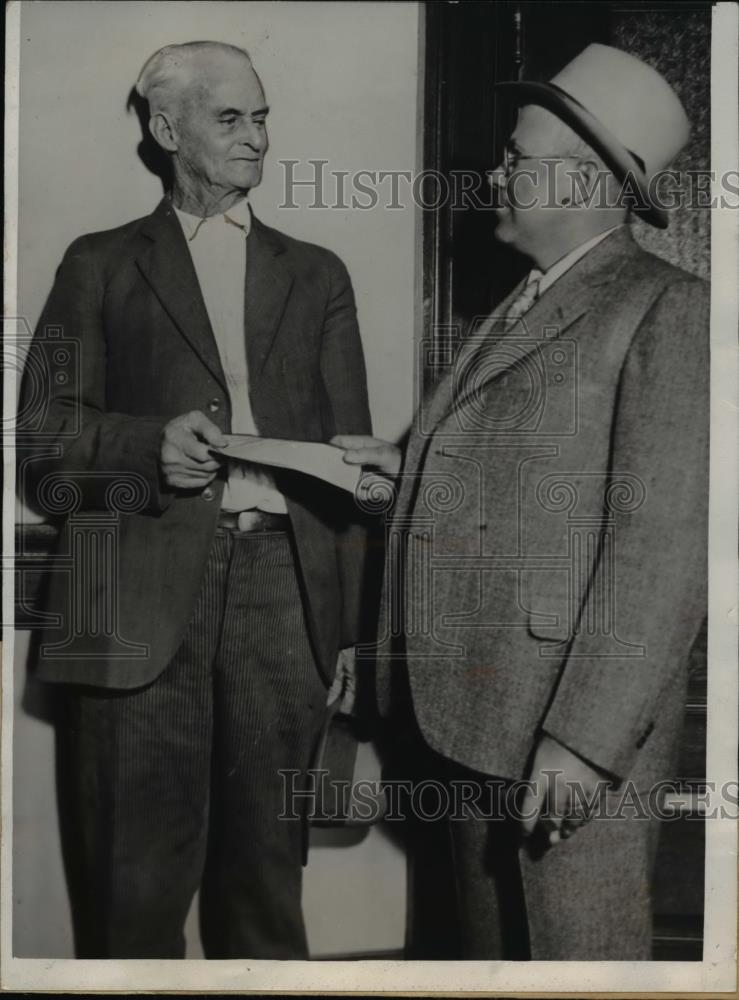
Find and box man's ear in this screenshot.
[569,157,602,206]
[149,112,179,153]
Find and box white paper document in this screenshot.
[213,434,361,494]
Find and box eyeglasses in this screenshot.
[499,146,580,176]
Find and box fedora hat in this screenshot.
[496,43,690,228]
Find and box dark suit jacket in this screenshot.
[20,198,372,689]
[376,226,708,786]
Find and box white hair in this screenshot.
[135,41,252,118]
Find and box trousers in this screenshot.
[391,692,664,961]
[63,527,327,958]
[448,786,660,960]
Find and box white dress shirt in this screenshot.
[500,226,623,326]
[174,198,287,514]
[537,224,623,296]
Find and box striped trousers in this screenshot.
[64,526,328,958]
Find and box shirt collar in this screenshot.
[173,196,252,242]
[537,224,623,295]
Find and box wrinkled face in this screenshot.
[489,104,580,258]
[173,52,269,195]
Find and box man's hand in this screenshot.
[331,435,402,505]
[160,410,228,489]
[326,647,357,715]
[330,435,402,478]
[521,734,610,847]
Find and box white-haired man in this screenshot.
[21,41,371,958]
[336,44,708,958]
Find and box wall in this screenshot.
[11,0,420,958]
[16,0,419,440]
[612,6,711,279]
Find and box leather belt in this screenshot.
[217,510,291,533]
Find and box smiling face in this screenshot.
[170,50,269,206]
[490,105,585,265]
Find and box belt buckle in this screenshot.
[237,510,262,532]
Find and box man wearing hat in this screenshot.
[335,44,708,959]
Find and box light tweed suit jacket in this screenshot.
[375,225,708,785]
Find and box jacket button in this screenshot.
[202,486,216,501]
[207,397,221,413]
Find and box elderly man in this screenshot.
[336,44,708,959]
[20,41,371,958]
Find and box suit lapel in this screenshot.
[392,227,638,524]
[135,198,227,391]
[427,226,637,433]
[244,217,295,376]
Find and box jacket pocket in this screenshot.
[519,566,574,642]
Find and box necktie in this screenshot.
[503,269,543,323]
[450,269,543,413]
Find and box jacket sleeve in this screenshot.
[319,252,374,647]
[18,236,172,516]
[541,278,709,779]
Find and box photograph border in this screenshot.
[2,0,736,993]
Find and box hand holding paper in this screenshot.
[330,434,402,503]
[213,434,362,494]
[329,435,402,477]
[161,410,228,489]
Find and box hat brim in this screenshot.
[495,80,668,229]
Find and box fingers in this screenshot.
[551,805,590,844]
[330,434,385,450]
[162,438,219,473]
[545,821,562,847]
[161,411,228,487]
[326,671,343,708]
[343,445,390,465]
[522,771,592,847]
[523,784,564,847]
[339,664,357,716]
[165,470,218,489]
[559,814,588,840]
[330,435,402,477]
[165,411,228,457]
[522,747,565,844]
[525,766,574,846]
[186,410,229,449]
[520,776,546,837]
[520,736,609,849]
[180,436,221,468]
[327,647,357,714]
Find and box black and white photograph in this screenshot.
[3,0,737,993]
